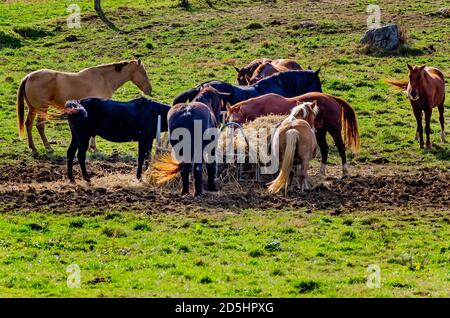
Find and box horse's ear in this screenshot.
[315,68,321,76]
[407,63,414,71]
[233,66,240,73]
[311,100,318,107]
[137,59,142,66]
[226,104,233,112]
[419,65,426,72]
[308,66,312,70]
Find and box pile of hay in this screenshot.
[218,115,285,161]
[144,115,285,189]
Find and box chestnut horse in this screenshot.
[234,58,302,85]
[387,64,446,149]
[249,61,304,85]
[268,102,319,194]
[17,59,152,154]
[226,92,360,177]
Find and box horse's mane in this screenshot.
[81,61,130,73]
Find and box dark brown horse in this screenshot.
[152,86,228,196]
[387,64,446,149]
[226,92,360,177]
[234,58,302,85]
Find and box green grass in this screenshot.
[0,0,449,165]
[0,0,449,297]
[0,210,448,297]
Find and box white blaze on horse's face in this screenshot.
[407,65,424,102]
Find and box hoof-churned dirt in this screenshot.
[0,162,448,214]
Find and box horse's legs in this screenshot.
[36,112,53,153]
[329,128,348,177]
[413,107,424,148]
[193,163,203,196]
[206,162,217,192]
[25,111,37,154]
[293,164,302,190]
[315,129,328,177]
[77,137,91,182]
[88,137,98,153]
[299,158,310,192]
[424,108,432,149]
[180,163,191,195]
[438,102,446,142]
[67,135,79,182]
[137,139,153,181]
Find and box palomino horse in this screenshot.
[17,59,152,154]
[234,58,302,85]
[387,64,446,149]
[226,92,360,177]
[64,97,170,182]
[268,102,319,194]
[249,61,304,85]
[172,70,322,107]
[152,86,228,196]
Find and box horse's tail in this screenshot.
[385,79,409,90]
[172,87,200,105]
[17,76,29,138]
[334,96,360,154]
[151,153,184,184]
[268,129,299,194]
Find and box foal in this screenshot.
[153,86,228,196]
[268,102,319,194]
[387,64,446,149]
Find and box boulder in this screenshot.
[360,24,400,51]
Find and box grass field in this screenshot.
[0,0,449,297]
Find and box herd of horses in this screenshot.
[16,58,446,195]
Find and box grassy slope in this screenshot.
[0,0,449,297]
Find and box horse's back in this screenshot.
[426,67,445,82]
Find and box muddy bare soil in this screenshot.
[0,162,448,214]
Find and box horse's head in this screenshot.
[129,59,152,96]
[407,64,426,101]
[290,101,319,129]
[308,67,322,92]
[249,62,275,85]
[195,85,230,122]
[225,104,246,124]
[234,66,251,85]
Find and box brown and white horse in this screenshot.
[387,64,446,149]
[268,102,319,194]
[17,59,152,154]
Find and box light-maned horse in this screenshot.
[234,58,302,85]
[17,59,152,154]
[226,92,360,177]
[387,64,446,149]
[249,61,304,85]
[268,102,319,194]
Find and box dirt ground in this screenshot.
[0,160,448,215]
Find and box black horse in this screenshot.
[65,97,171,182]
[172,69,322,107]
[153,86,227,196]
